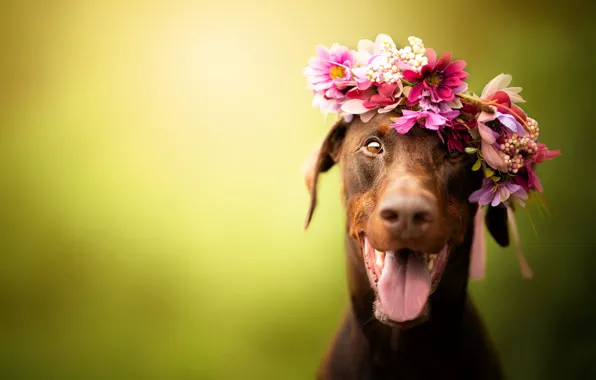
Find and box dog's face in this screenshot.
[305,112,490,326]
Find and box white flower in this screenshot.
[481,74,525,103]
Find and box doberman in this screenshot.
[304,112,510,380]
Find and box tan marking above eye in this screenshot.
[366,140,383,154]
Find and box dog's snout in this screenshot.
[379,193,436,239]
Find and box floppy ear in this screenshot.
[303,119,348,229]
[485,205,509,247]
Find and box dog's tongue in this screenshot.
[378,252,431,323]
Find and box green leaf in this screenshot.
[464,147,477,154]
[472,159,482,171]
[485,167,494,177]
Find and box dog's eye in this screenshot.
[365,139,383,154]
[446,150,463,160]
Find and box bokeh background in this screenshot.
[1,0,595,379]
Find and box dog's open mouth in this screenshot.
[361,235,449,325]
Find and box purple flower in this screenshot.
[391,110,459,134]
[304,44,354,92]
[403,49,468,107]
[469,178,528,207]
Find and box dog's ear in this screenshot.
[303,119,348,229]
[485,205,509,247]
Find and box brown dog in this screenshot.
[305,112,510,379]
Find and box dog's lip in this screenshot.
[359,233,449,326]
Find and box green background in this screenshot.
[1,0,594,379]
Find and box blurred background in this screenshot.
[1,0,595,379]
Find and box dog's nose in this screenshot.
[379,194,436,239]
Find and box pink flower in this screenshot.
[476,105,526,172]
[403,49,468,107]
[469,178,528,207]
[391,109,459,134]
[352,66,373,90]
[311,89,344,114]
[341,81,403,120]
[533,143,561,164]
[304,44,354,92]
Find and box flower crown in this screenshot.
[304,34,560,209]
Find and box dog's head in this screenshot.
[304,112,510,326]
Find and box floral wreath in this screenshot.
[304,34,560,278]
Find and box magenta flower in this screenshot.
[533,143,561,164]
[514,164,542,192]
[469,178,528,207]
[304,44,354,92]
[439,125,471,152]
[403,49,468,107]
[391,109,459,134]
[341,81,403,120]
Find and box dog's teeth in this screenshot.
[374,250,386,268]
[428,259,434,270]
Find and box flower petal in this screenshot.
[378,82,397,97]
[360,110,377,123]
[425,112,448,130]
[391,117,416,134]
[491,189,503,207]
[481,74,512,100]
[403,70,422,82]
[357,38,375,56]
[341,99,369,114]
[436,51,452,71]
[446,97,464,109]
[469,188,486,203]
[315,45,330,60]
[378,102,399,113]
[497,113,524,134]
[478,107,497,123]
[441,110,460,120]
[478,122,496,144]
[510,105,527,123]
[491,91,512,108]
[479,190,495,206]
[444,60,467,76]
[425,48,437,68]
[504,87,525,104]
[482,141,507,171]
[407,83,424,105]
[437,86,454,101]
[452,82,468,94]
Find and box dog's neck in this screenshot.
[344,216,476,366]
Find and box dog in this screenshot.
[304,112,511,379]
